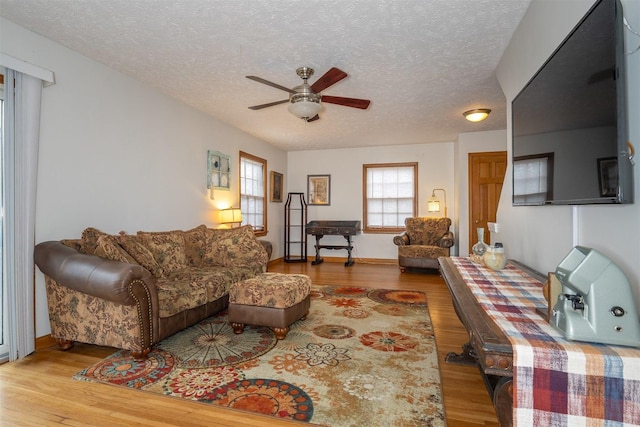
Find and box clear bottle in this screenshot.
[472,227,488,256]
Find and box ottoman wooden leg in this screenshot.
[231,322,245,335]
[301,310,309,321]
[273,326,290,340]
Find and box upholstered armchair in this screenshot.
[393,217,454,272]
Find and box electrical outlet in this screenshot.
[488,222,500,233]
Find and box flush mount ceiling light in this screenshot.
[463,108,491,122]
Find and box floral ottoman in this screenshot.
[228,272,311,339]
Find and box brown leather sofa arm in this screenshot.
[34,241,157,305]
[393,233,410,246]
[438,231,455,249]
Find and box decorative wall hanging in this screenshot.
[270,171,283,202]
[307,174,331,205]
[207,150,231,190]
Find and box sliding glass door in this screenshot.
[0,91,6,361]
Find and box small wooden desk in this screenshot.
[305,220,361,267]
[438,257,546,427]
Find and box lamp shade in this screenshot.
[428,188,447,217]
[427,196,441,213]
[219,207,242,224]
[288,100,321,119]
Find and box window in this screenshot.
[513,153,554,205]
[239,151,267,236]
[363,162,417,233]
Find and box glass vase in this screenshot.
[484,243,507,270]
[472,227,488,256]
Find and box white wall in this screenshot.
[496,0,640,304]
[287,143,454,261]
[1,18,287,338]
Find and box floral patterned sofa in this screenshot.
[34,224,270,359]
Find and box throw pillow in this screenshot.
[182,224,207,267]
[136,230,188,275]
[94,234,139,265]
[80,227,108,254]
[118,234,165,278]
[202,225,268,268]
[61,239,82,251]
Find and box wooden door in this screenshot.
[469,151,507,253]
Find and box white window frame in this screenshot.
[363,162,418,233]
[513,153,554,205]
[239,151,267,236]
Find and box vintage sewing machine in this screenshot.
[550,246,640,347]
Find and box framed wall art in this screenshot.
[270,171,283,202]
[307,174,331,205]
[597,157,618,197]
[207,150,231,190]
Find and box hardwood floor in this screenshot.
[0,260,499,426]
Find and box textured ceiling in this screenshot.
[0,0,531,151]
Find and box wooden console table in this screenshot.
[438,257,545,427]
[439,256,640,427]
[305,220,361,267]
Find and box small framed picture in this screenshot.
[307,174,331,205]
[270,171,283,202]
[207,150,231,190]
[597,157,618,197]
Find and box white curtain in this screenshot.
[3,68,43,361]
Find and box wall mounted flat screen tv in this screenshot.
[512,0,633,206]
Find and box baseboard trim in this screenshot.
[269,257,397,266]
[36,334,57,351]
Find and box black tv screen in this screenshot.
[511,0,632,206]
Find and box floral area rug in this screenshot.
[73,285,445,426]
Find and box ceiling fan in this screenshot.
[246,67,371,122]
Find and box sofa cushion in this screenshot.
[137,230,188,275]
[398,244,449,259]
[80,227,108,254]
[202,225,268,268]
[405,217,451,245]
[118,234,166,278]
[182,224,207,266]
[94,235,138,265]
[155,279,207,318]
[168,265,263,302]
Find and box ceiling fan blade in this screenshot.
[246,76,296,94]
[248,99,289,110]
[310,67,348,93]
[306,114,320,122]
[322,95,371,110]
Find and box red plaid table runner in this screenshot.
[451,257,640,426]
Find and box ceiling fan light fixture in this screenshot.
[288,96,321,120]
[463,108,491,122]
